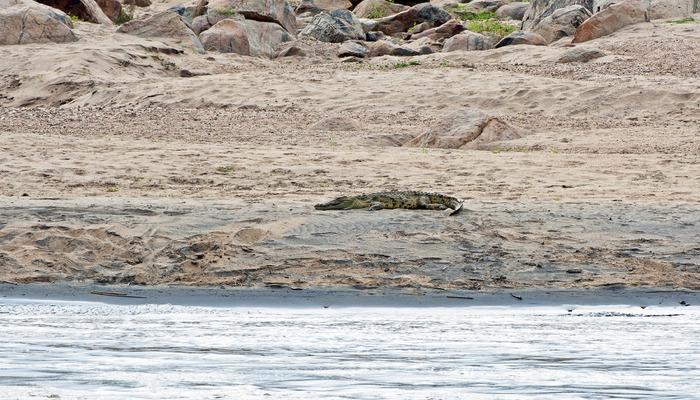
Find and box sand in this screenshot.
[0,14,698,290]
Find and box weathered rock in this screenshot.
[199,18,291,57]
[95,0,121,21]
[338,40,369,57]
[463,0,507,13]
[123,0,151,7]
[409,19,464,40]
[117,11,205,53]
[443,30,495,51]
[405,108,524,149]
[521,0,593,30]
[373,3,451,35]
[368,39,420,56]
[0,0,77,45]
[365,30,385,41]
[35,0,115,23]
[531,4,591,43]
[572,0,648,43]
[495,30,548,47]
[495,2,529,20]
[405,36,441,53]
[647,0,696,19]
[207,0,297,35]
[353,0,410,19]
[299,9,365,42]
[296,0,352,15]
[275,41,309,56]
[192,15,213,34]
[556,46,605,62]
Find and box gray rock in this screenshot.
[299,9,365,42]
[556,46,605,62]
[404,36,441,54]
[207,0,297,35]
[365,30,385,41]
[409,19,464,41]
[0,0,77,45]
[353,0,410,19]
[338,40,369,57]
[495,30,548,47]
[117,11,205,54]
[373,3,451,35]
[404,108,525,149]
[368,39,420,56]
[522,0,593,30]
[443,31,496,51]
[462,0,507,13]
[199,18,292,58]
[296,0,352,15]
[495,2,529,20]
[531,5,591,43]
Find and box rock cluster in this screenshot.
[1,0,695,62]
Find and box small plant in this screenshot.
[68,14,81,23]
[365,5,388,19]
[394,60,420,69]
[439,59,451,67]
[446,4,496,21]
[466,19,516,37]
[106,187,120,193]
[213,8,238,18]
[215,164,237,174]
[669,17,695,24]
[115,6,134,25]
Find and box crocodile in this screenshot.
[314,191,464,215]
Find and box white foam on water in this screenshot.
[1,301,698,399]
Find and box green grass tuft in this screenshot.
[466,19,516,37]
[669,17,695,24]
[365,5,389,19]
[394,60,421,69]
[446,4,495,21]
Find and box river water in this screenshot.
[1,299,698,400]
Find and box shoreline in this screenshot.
[1,282,697,308]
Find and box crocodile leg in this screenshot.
[368,202,384,211]
[418,195,448,210]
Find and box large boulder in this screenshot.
[353,0,410,19]
[199,18,291,57]
[647,0,696,19]
[443,30,496,51]
[463,0,507,13]
[368,39,421,56]
[0,0,78,45]
[299,9,364,42]
[207,0,297,35]
[35,0,119,23]
[117,11,205,53]
[409,19,463,40]
[495,2,529,20]
[373,3,451,35]
[337,40,369,57]
[531,4,591,43]
[572,0,648,43]
[521,0,593,30]
[404,108,525,150]
[495,30,548,47]
[95,0,122,21]
[296,0,352,15]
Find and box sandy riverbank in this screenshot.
[0,14,698,291]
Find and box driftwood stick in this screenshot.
[79,0,114,26]
[90,290,146,299]
[1,280,19,285]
